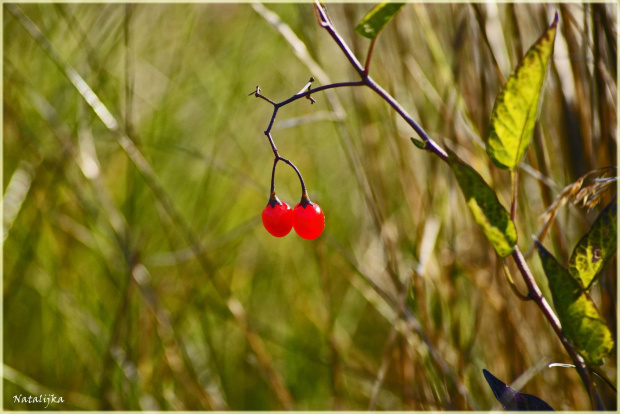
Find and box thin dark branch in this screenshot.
[277,81,365,108]
[363,77,449,162]
[255,92,277,106]
[264,131,279,155]
[252,81,365,142]
[314,1,365,76]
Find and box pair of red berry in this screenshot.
[262,195,325,240]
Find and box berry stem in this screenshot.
[268,152,307,206]
[279,156,307,197]
[269,158,279,200]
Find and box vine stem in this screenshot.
[252,4,604,408]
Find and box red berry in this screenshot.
[293,201,325,240]
[262,200,294,237]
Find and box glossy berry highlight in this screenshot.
[262,199,294,237]
[293,199,325,240]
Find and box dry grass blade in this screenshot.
[131,264,228,410]
[3,161,35,241]
[531,166,617,254]
[4,5,118,131]
[368,326,399,410]
[6,40,228,410]
[573,170,618,210]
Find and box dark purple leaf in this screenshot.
[483,369,554,411]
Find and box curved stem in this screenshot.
[269,157,278,195]
[364,37,377,75]
[279,156,307,198]
[501,260,531,301]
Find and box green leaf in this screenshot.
[447,148,517,257]
[536,241,614,365]
[355,3,405,40]
[486,13,558,170]
[410,137,425,150]
[568,196,617,290]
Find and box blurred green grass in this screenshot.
[3,3,617,410]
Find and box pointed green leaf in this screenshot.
[568,197,617,290]
[410,137,425,150]
[487,13,558,170]
[536,242,614,365]
[355,3,405,40]
[447,148,517,257]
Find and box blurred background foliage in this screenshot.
[3,2,617,410]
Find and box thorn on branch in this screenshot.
[297,77,316,104]
[410,137,427,150]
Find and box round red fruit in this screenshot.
[293,202,325,240]
[262,201,294,237]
